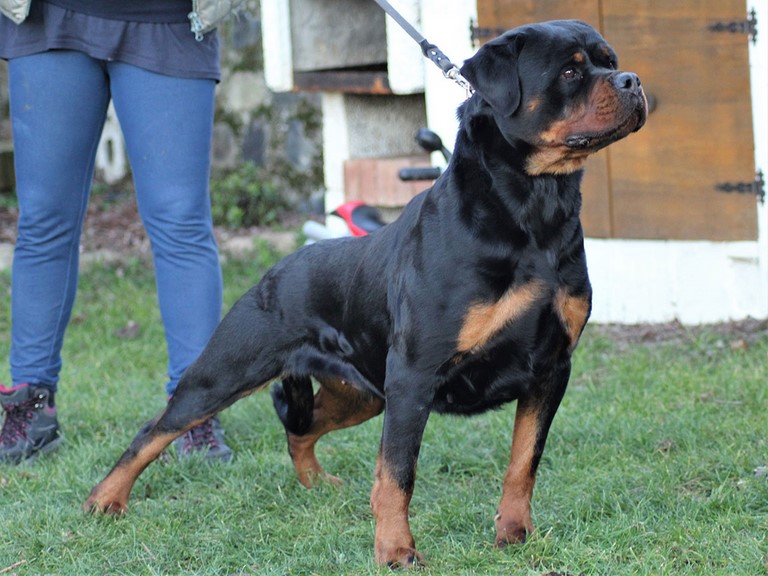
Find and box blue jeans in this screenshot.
[8,50,223,396]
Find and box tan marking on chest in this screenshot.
[457,280,545,353]
[554,289,591,350]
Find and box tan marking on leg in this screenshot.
[370,456,423,567]
[554,289,591,350]
[84,431,178,514]
[289,379,383,488]
[495,405,539,546]
[458,280,545,353]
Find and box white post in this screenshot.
[385,0,426,95]
[420,0,477,165]
[260,0,294,92]
[321,93,351,218]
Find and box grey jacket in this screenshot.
[0,0,247,38]
[0,0,30,24]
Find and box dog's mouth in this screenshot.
[524,90,647,176]
[565,95,647,151]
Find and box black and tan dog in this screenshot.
[85,20,646,567]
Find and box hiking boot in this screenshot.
[174,415,233,463]
[0,383,62,464]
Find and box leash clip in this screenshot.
[444,66,475,99]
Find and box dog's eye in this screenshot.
[561,68,581,81]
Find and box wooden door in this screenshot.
[475,0,757,240]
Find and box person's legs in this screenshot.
[1,51,110,462]
[108,62,223,396]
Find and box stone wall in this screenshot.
[0,3,324,208]
[0,59,11,191]
[215,4,323,209]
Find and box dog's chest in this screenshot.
[455,243,588,347]
[433,275,589,415]
[456,279,589,355]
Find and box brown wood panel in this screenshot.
[476,0,601,31]
[475,0,757,240]
[603,0,756,240]
[294,71,391,95]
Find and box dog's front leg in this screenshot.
[495,359,571,546]
[370,359,433,568]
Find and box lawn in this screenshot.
[0,241,766,575]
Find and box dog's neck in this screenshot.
[448,99,584,248]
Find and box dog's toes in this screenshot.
[494,524,530,547]
[375,540,426,570]
[383,548,426,570]
[298,468,343,489]
[83,497,128,515]
[83,487,129,516]
[323,472,343,487]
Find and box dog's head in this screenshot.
[460,20,647,176]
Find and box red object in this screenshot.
[330,201,386,237]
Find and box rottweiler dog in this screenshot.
[85,20,647,567]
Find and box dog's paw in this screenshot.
[494,513,533,547]
[83,488,129,515]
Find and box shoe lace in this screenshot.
[0,400,34,446]
[182,419,219,451]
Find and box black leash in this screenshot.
[371,0,475,96]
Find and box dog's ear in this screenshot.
[460,32,525,116]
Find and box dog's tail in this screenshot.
[271,376,314,436]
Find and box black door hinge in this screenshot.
[470,19,508,46]
[715,170,765,203]
[708,8,758,44]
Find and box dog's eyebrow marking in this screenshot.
[572,51,585,63]
[554,289,590,350]
[457,280,546,352]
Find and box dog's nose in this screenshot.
[612,72,641,92]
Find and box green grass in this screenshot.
[1,243,767,575]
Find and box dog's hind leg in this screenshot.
[83,412,177,514]
[272,376,383,488]
[85,297,284,514]
[84,372,270,514]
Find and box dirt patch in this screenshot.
[0,190,301,259]
[588,317,768,350]
[0,193,149,254]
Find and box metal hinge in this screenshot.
[715,170,765,203]
[470,19,507,46]
[708,8,758,44]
